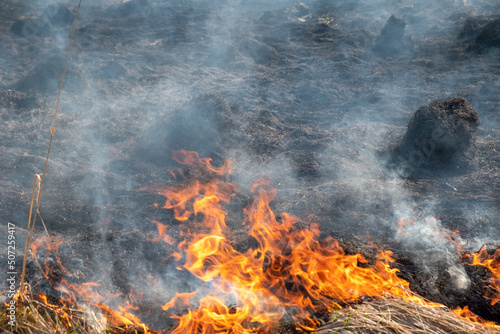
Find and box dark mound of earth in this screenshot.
[373,15,408,56]
[392,97,479,173]
[458,15,500,52]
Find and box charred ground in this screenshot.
[1,0,500,330]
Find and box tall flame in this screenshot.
[25,150,499,333]
[151,151,446,333]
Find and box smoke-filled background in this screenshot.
[1,0,499,329]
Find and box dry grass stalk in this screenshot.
[2,288,499,334]
[0,285,147,334]
[1,290,91,333]
[20,174,42,290]
[314,297,500,334]
[20,0,83,292]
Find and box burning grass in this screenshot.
[2,292,500,334]
[1,291,95,334]
[2,150,500,334]
[0,289,155,334]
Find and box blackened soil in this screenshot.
[1,0,500,330]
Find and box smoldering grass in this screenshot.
[0,285,156,334]
[0,288,90,334]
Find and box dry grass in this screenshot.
[315,297,500,334]
[0,288,151,334]
[1,294,92,334]
[3,291,500,334]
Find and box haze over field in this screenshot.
[0,0,499,329]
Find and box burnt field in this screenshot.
[1,0,500,332]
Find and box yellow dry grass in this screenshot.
[315,296,500,334]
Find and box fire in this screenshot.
[55,280,99,302]
[52,280,153,332]
[162,292,198,312]
[171,150,232,176]
[469,247,500,306]
[152,219,175,244]
[27,235,154,332]
[30,235,73,278]
[396,217,414,235]
[37,292,77,329]
[96,301,149,332]
[452,306,500,329]
[444,230,465,256]
[151,151,447,333]
[35,289,154,333]
[39,293,59,308]
[19,150,500,333]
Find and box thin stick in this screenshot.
[20,174,40,290]
[27,175,42,272]
[31,255,55,289]
[37,209,50,236]
[20,0,83,290]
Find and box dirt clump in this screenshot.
[458,15,500,53]
[373,15,407,56]
[392,97,479,172]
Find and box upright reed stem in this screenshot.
[20,0,83,291]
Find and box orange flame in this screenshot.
[39,293,59,308]
[443,230,465,256]
[28,150,500,333]
[96,301,150,332]
[153,151,449,333]
[55,279,105,304]
[151,219,175,244]
[30,235,73,278]
[452,306,500,329]
[162,291,198,312]
[37,292,80,329]
[470,247,500,306]
[172,150,232,176]
[48,279,153,333]
[145,180,236,236]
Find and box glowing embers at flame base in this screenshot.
[465,247,500,306]
[153,150,448,333]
